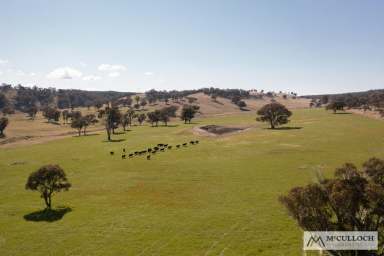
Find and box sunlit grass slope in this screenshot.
[1,109,384,255]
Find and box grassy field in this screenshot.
[1,109,384,255]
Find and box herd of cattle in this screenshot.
[110,140,200,160]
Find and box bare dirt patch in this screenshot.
[194,125,251,136]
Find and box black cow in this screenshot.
[154,147,159,151]
[129,153,134,157]
[147,155,151,160]
[148,148,152,152]
[176,145,180,148]
[110,151,114,155]
[158,143,164,147]
[168,146,172,149]
[123,148,126,152]
[182,143,187,146]
[190,141,195,145]
[122,155,126,159]
[160,148,165,152]
[195,140,199,144]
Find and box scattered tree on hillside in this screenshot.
[186,97,197,104]
[1,105,15,115]
[105,106,121,140]
[137,113,146,125]
[71,116,86,136]
[159,110,170,126]
[82,114,98,135]
[147,97,156,105]
[25,164,71,210]
[71,113,98,136]
[97,109,106,119]
[140,99,147,109]
[326,101,346,113]
[42,107,61,123]
[0,93,9,110]
[0,117,9,137]
[62,110,69,124]
[256,103,292,129]
[231,95,241,105]
[134,95,140,105]
[279,157,384,256]
[95,102,103,109]
[26,106,38,120]
[67,111,81,125]
[236,100,247,110]
[134,103,140,110]
[121,109,135,131]
[147,110,160,127]
[181,105,199,124]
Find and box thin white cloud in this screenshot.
[83,75,101,81]
[16,70,25,76]
[46,67,83,80]
[144,72,153,76]
[0,59,8,65]
[29,72,36,76]
[79,62,87,67]
[0,71,3,75]
[98,64,127,72]
[108,72,120,77]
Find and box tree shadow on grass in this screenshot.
[73,133,100,138]
[113,132,126,135]
[266,126,303,130]
[24,207,72,222]
[103,138,126,143]
[44,121,61,125]
[333,112,352,115]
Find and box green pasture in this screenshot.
[1,109,383,255]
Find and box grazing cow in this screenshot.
[168,146,172,149]
[164,144,168,147]
[141,150,146,154]
[148,148,152,153]
[129,153,134,157]
[190,141,195,145]
[123,148,126,152]
[110,151,114,155]
[182,143,187,146]
[195,140,199,144]
[158,143,164,147]
[134,151,139,155]
[122,155,126,159]
[176,145,180,148]
[154,146,159,151]
[152,151,156,154]
[160,148,165,152]
[147,155,151,160]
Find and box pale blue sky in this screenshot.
[0,0,383,95]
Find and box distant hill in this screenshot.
[0,83,134,111]
[303,89,384,108]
